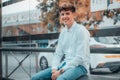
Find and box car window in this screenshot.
[94,36,120,44]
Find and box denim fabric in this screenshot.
[31,65,87,80]
[31,68,52,80]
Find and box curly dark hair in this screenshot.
[59,3,76,13]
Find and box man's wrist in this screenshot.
[52,69,57,73]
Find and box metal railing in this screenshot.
[1,47,120,53]
[0,47,120,79]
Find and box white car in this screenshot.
[38,37,120,73]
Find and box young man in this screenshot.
[31,3,90,80]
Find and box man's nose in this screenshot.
[63,14,67,18]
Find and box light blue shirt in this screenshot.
[52,22,90,72]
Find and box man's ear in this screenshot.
[73,12,77,19]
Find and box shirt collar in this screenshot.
[66,21,77,32]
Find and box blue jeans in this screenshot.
[31,65,87,80]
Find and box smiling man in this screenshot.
[31,3,90,80]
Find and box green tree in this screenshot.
[36,0,60,31]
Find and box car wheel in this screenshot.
[39,56,48,70]
[109,66,120,73]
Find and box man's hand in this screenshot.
[51,70,61,80]
[51,69,57,74]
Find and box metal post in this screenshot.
[0,0,2,79]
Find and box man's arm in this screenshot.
[51,31,65,70]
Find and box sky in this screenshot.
[2,0,10,3]
[2,0,39,15]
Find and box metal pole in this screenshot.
[0,0,2,79]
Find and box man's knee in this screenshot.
[57,76,66,80]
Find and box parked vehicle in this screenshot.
[38,37,120,73]
[90,37,120,73]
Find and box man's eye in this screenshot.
[61,13,64,16]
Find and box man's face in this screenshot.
[60,10,75,28]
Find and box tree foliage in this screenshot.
[36,0,60,28]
